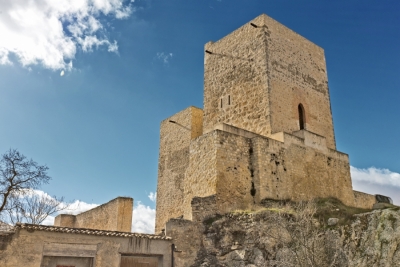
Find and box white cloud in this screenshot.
[17,189,156,234]
[8,189,99,226]
[131,201,155,234]
[148,192,157,202]
[351,166,400,188]
[156,52,173,64]
[351,166,400,205]
[0,0,133,71]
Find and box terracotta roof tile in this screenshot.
[15,223,172,240]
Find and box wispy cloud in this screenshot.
[351,166,400,187]
[148,192,157,202]
[156,52,173,64]
[351,166,400,205]
[0,0,133,71]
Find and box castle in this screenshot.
[0,13,395,267]
[155,14,379,233]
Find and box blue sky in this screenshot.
[0,0,399,231]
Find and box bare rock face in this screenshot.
[342,208,400,267]
[184,208,400,267]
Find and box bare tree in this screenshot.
[0,149,68,225]
[5,190,68,224]
[265,201,346,267]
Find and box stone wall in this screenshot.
[156,106,203,233]
[214,130,255,213]
[54,197,133,232]
[0,226,172,267]
[191,195,219,223]
[166,219,202,267]
[264,15,336,149]
[354,190,376,209]
[183,132,218,220]
[203,14,336,149]
[155,13,379,233]
[157,123,374,230]
[183,128,256,221]
[253,132,355,206]
[203,15,270,137]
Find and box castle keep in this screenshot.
[155,14,376,233]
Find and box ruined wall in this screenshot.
[156,106,203,233]
[0,227,172,267]
[54,197,133,232]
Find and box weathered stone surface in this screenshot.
[156,13,379,234]
[156,106,203,233]
[54,197,133,232]
[328,218,339,226]
[175,207,400,267]
[0,225,172,267]
[203,14,336,150]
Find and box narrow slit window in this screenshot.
[298,104,305,130]
[228,95,231,105]
[220,99,223,108]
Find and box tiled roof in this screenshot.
[15,223,172,240]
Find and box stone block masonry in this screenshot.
[54,196,133,232]
[155,13,380,234]
[203,14,336,149]
[155,106,203,232]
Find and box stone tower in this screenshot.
[203,15,335,149]
[155,14,376,234]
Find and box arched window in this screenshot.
[298,104,305,130]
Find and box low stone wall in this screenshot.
[353,191,376,209]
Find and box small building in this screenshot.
[0,197,173,267]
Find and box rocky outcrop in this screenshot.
[172,205,400,267]
[343,208,400,267]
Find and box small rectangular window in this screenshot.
[220,99,223,108]
[228,95,231,105]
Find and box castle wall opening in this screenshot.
[298,104,305,130]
